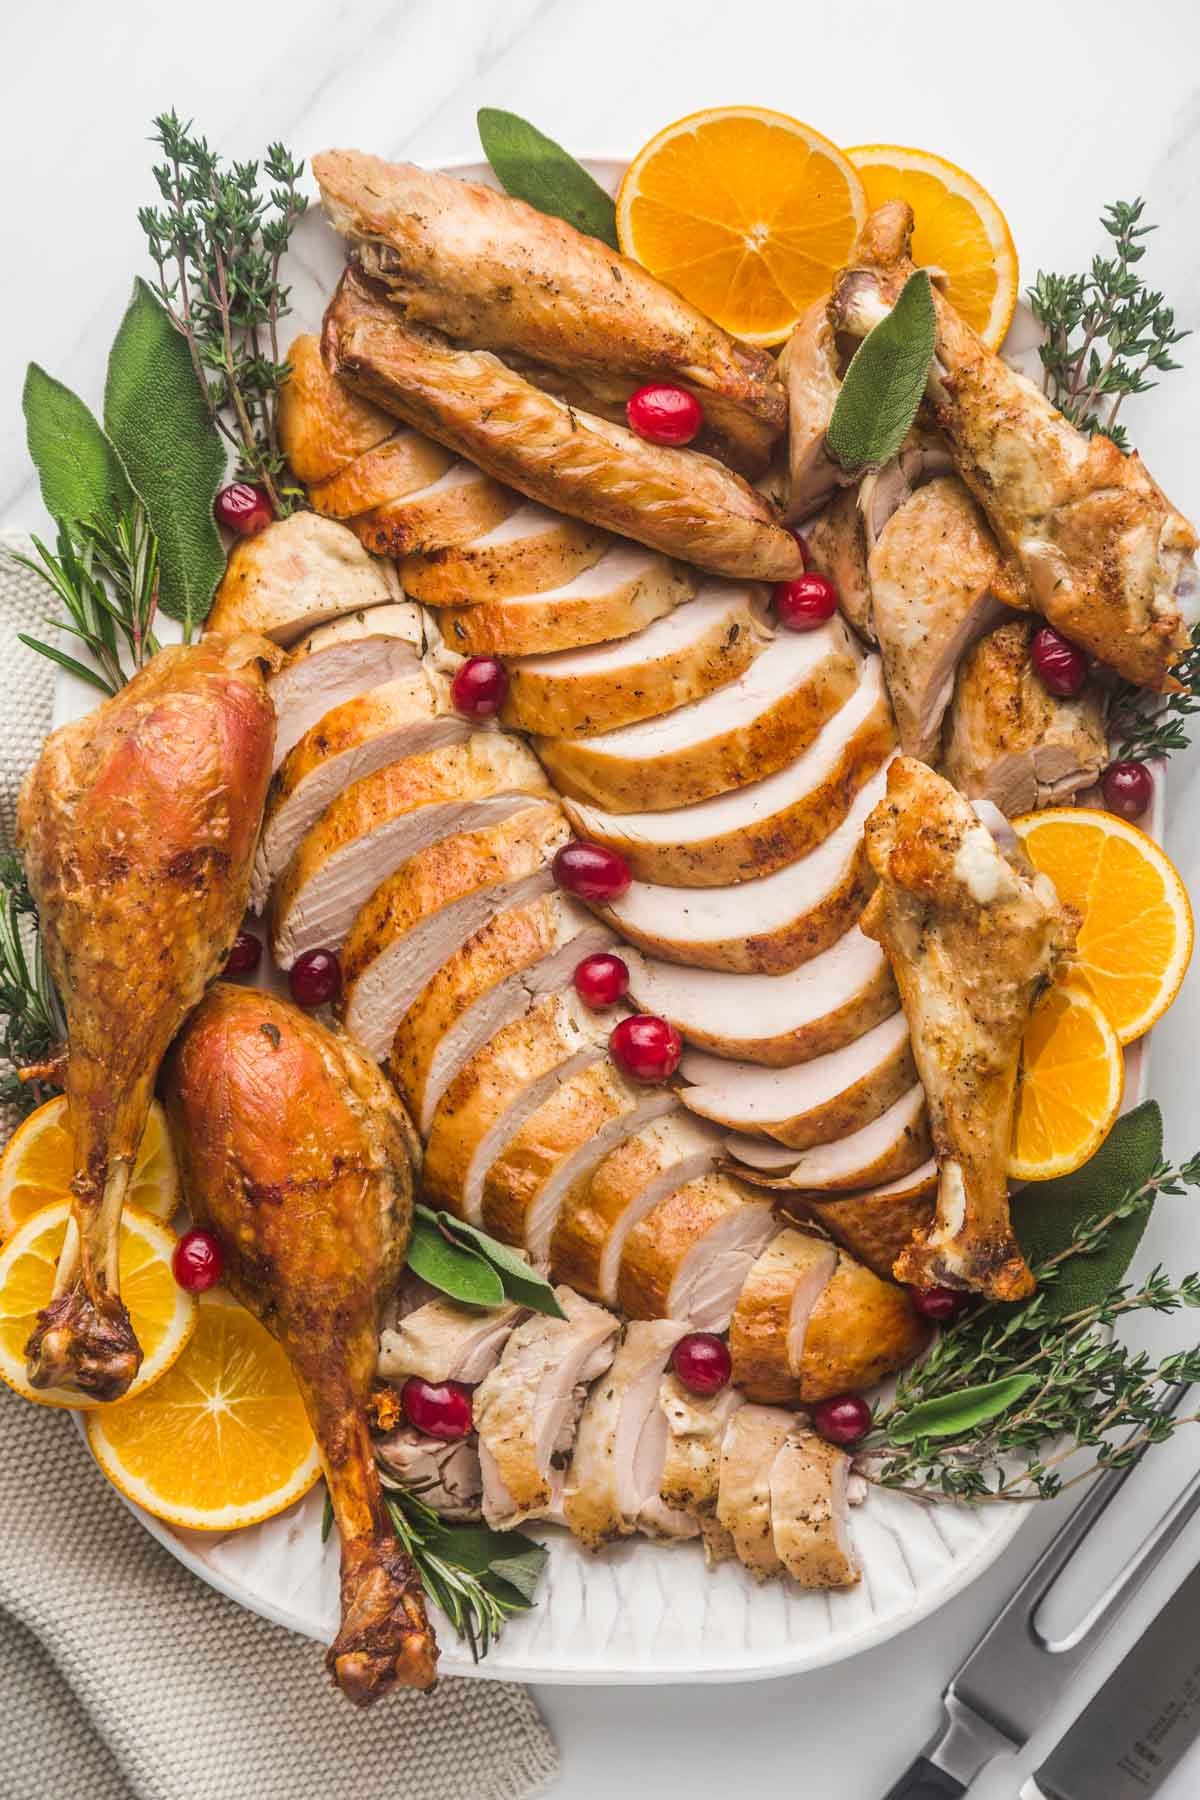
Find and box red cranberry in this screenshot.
[223,929,262,977]
[774,572,838,631]
[573,951,630,1010]
[1031,626,1088,697]
[626,383,704,446]
[288,948,342,1008]
[450,655,509,719]
[909,1284,969,1324]
[214,482,273,537]
[553,840,632,903]
[670,1331,731,1396]
[610,1013,682,1083]
[401,1376,475,1442]
[812,1393,872,1447]
[173,1228,225,1294]
[1102,759,1154,821]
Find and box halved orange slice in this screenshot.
[0,1097,180,1241]
[1010,983,1124,1180]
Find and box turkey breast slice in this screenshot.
[207,510,399,645]
[565,657,894,886]
[401,503,611,605]
[373,1428,483,1521]
[770,1431,860,1588]
[350,457,521,558]
[797,1161,938,1279]
[622,929,897,1068]
[436,542,695,658]
[482,1057,678,1261]
[267,602,431,770]
[537,617,860,813]
[270,733,553,966]
[729,1228,838,1404]
[618,1173,780,1330]
[252,673,465,913]
[308,430,455,518]
[563,1320,700,1549]
[339,803,568,1059]
[473,1286,620,1528]
[502,583,770,739]
[680,1011,915,1148]
[550,1111,725,1305]
[389,892,614,1135]
[806,486,875,644]
[277,333,396,485]
[658,1374,745,1515]
[599,766,886,974]
[726,1082,932,1193]
[377,1296,524,1385]
[421,989,610,1222]
[716,1403,796,1579]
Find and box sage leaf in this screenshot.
[426,1519,546,1595]
[23,364,135,526]
[890,1373,1038,1445]
[438,1213,565,1318]
[104,278,226,633]
[478,108,618,249]
[826,270,936,475]
[487,1537,549,1604]
[407,1210,505,1308]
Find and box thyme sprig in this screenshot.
[1108,623,1200,763]
[138,111,308,516]
[0,854,63,1117]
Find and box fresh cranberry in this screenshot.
[223,929,262,977]
[214,482,273,537]
[909,1284,969,1324]
[173,1228,225,1294]
[573,951,630,1010]
[1102,760,1155,821]
[288,948,342,1008]
[1031,626,1088,697]
[626,384,703,446]
[670,1331,731,1396]
[610,1013,682,1083]
[774,572,838,631]
[450,656,509,719]
[790,529,811,569]
[553,840,632,903]
[401,1376,475,1442]
[812,1393,872,1447]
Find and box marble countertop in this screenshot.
[6,1,1200,1794]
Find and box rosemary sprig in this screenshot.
[1028,198,1188,450]
[138,111,308,515]
[0,853,63,1117]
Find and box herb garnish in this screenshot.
[478,108,619,249]
[409,1204,566,1318]
[9,507,160,696]
[1109,625,1200,764]
[0,854,63,1117]
[826,270,937,476]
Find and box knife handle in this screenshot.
[881,1758,968,1799]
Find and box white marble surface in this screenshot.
[6,0,1200,1793]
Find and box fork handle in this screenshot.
[881,1760,967,1799]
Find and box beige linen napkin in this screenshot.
[0,533,559,1800]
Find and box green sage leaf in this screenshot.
[407,1210,505,1308]
[437,1213,565,1318]
[889,1373,1038,1444]
[478,108,618,249]
[103,278,226,632]
[425,1519,546,1593]
[23,364,135,527]
[826,270,936,475]
[487,1537,549,1604]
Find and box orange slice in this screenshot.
[0,1199,196,1409]
[1010,983,1124,1180]
[847,145,1018,348]
[0,1096,180,1241]
[616,106,867,346]
[1013,809,1193,1044]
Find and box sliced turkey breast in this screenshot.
[502,583,771,740]
[482,1059,678,1261]
[377,1295,523,1385]
[680,1011,914,1148]
[563,1319,700,1549]
[779,297,849,523]
[389,892,614,1135]
[278,332,395,485]
[564,660,894,885]
[549,1112,725,1305]
[252,673,465,913]
[436,543,695,658]
[715,1403,796,1579]
[623,929,897,1067]
[373,1427,483,1521]
[729,1228,839,1403]
[599,766,884,974]
[536,617,860,812]
[207,510,399,645]
[726,1082,931,1193]
[308,429,455,518]
[658,1374,745,1515]
[270,733,553,966]
[401,503,610,605]
[618,1173,779,1330]
[806,486,875,644]
[350,458,520,558]
[770,1431,859,1588]
[324,268,802,582]
[473,1286,620,1528]
[339,803,567,1059]
[268,602,431,770]
[797,1161,938,1278]
[421,989,610,1222]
